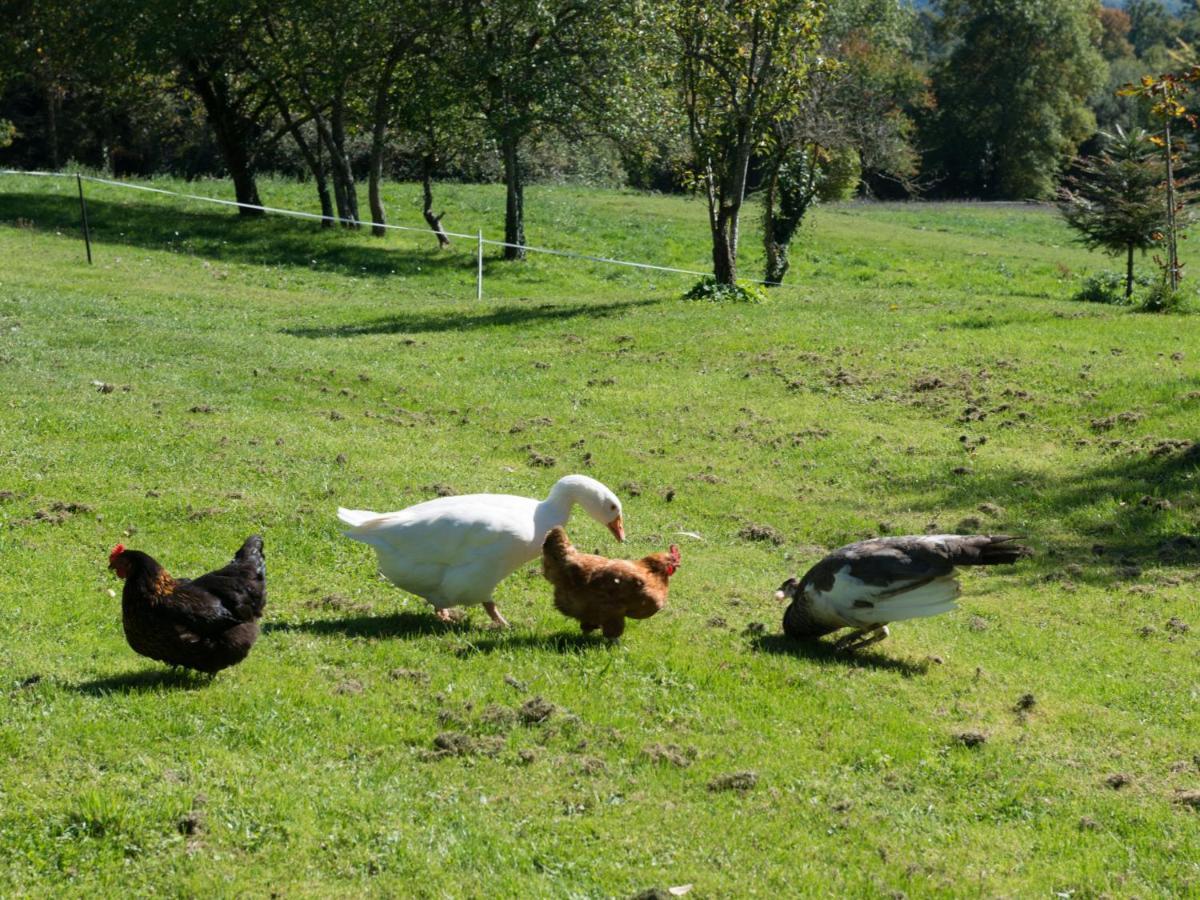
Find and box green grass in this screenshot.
[1,173,1199,897]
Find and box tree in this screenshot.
[1058,127,1167,299]
[657,0,824,285]
[446,1,627,260]
[761,0,925,283]
[1126,0,1178,58]
[929,0,1107,199]
[1119,68,1200,291]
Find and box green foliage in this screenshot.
[681,277,769,303]
[1140,278,1193,311]
[651,0,825,282]
[1127,0,1181,57]
[1058,126,1168,298]
[930,0,1107,199]
[817,145,862,201]
[1072,271,1138,304]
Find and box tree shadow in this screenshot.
[71,668,212,695]
[282,297,662,338]
[0,191,466,279]
[263,611,471,640]
[751,633,930,677]
[894,440,1200,577]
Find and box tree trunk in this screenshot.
[186,67,264,216]
[45,84,60,170]
[298,136,335,227]
[1126,243,1135,301]
[712,206,737,284]
[367,47,404,238]
[422,154,451,248]
[501,134,525,260]
[1164,117,1179,291]
[763,158,785,286]
[318,110,349,226]
[367,131,387,237]
[762,144,820,286]
[274,98,334,227]
[330,86,360,229]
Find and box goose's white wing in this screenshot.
[338,494,541,607]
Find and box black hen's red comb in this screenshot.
[108,544,126,564]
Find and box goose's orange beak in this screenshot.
[607,515,625,542]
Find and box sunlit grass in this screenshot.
[0,175,1198,896]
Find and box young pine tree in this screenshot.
[1058,126,1168,300]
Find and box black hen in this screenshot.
[108,535,267,673]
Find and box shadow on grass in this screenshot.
[751,634,930,677]
[0,191,465,279]
[263,611,471,640]
[895,440,1200,576]
[282,297,662,338]
[72,668,213,695]
[458,630,612,655]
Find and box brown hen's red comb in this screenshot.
[108,544,126,564]
[669,545,681,564]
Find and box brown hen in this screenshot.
[542,526,679,639]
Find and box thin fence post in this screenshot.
[76,174,93,264]
[477,229,483,301]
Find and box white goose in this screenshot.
[338,475,625,626]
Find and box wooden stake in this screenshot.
[76,174,92,264]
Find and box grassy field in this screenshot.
[1,173,1198,898]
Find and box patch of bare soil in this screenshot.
[425,732,505,759]
[738,523,783,545]
[306,594,373,615]
[479,704,518,731]
[954,731,988,748]
[911,375,946,392]
[708,771,758,792]
[519,696,556,725]
[1175,790,1200,809]
[643,743,697,768]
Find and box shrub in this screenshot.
[1139,281,1192,313]
[682,278,768,304]
[1072,271,1129,305]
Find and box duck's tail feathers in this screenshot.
[951,535,1033,566]
[338,508,379,531]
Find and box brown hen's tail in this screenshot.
[542,526,572,561]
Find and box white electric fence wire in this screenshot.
[1,169,782,286]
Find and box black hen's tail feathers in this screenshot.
[235,534,266,576]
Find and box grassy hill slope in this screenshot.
[0,175,1198,897]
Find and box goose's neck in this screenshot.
[536,485,578,533]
